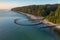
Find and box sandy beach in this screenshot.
[19,12,60,29]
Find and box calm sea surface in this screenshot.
[0,10,59,40]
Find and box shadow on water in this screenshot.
[14,18,43,26]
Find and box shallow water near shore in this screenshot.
[0,10,59,40]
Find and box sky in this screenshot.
[0,0,60,9]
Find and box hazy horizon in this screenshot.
[0,0,60,10]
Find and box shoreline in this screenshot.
[26,14,60,29]
[19,12,60,29]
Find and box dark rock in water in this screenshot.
[54,28,60,36]
[47,25,56,28]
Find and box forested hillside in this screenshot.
[46,5,60,24]
[11,4,60,24]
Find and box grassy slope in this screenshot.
[46,5,60,24]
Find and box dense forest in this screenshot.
[11,4,60,24]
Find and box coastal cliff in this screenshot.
[11,4,60,24]
[11,4,60,35]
